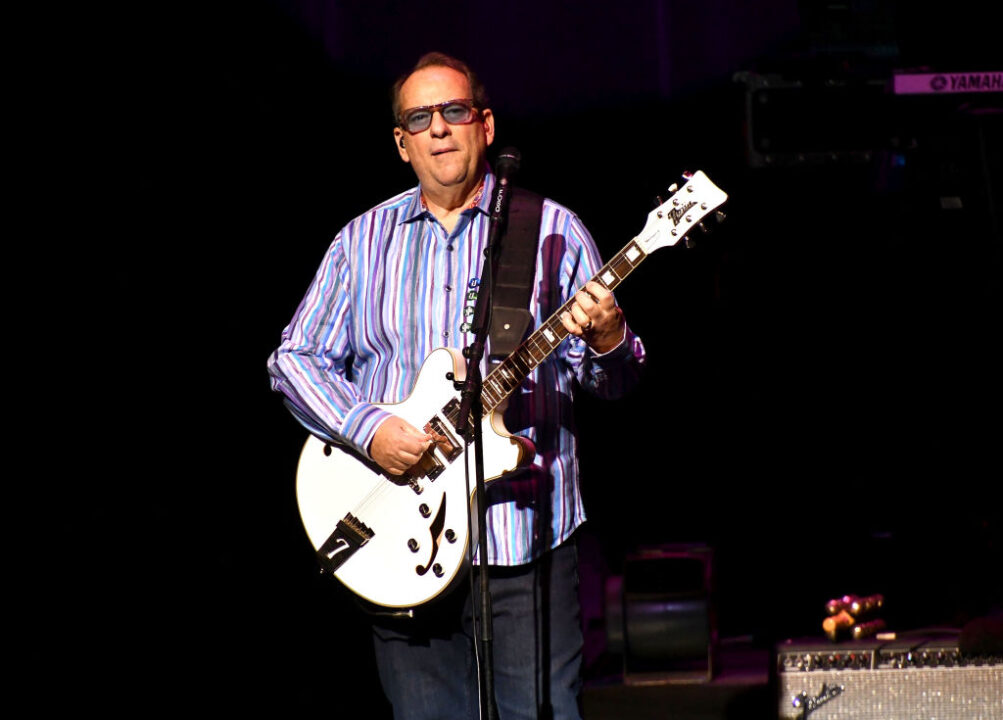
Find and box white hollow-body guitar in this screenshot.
[296,171,728,609]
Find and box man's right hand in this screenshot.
[369,417,433,475]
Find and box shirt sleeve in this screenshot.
[551,207,646,399]
[266,232,392,458]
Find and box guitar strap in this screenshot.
[483,187,544,363]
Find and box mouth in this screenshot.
[431,147,457,156]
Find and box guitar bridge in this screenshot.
[401,448,445,487]
[316,513,374,574]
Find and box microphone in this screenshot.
[491,147,520,222]
[494,147,521,187]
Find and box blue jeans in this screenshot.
[372,539,583,720]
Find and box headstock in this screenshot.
[634,171,728,254]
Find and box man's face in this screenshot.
[393,66,494,199]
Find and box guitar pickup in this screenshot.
[316,513,374,574]
[441,398,475,447]
[426,416,463,463]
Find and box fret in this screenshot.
[527,336,549,359]
[487,375,506,398]
[510,352,531,376]
[546,319,567,342]
[610,257,633,282]
[498,364,517,385]
[490,372,511,396]
[519,347,538,369]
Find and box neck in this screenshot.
[422,176,486,232]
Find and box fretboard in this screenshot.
[478,237,649,414]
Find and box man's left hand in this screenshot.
[560,280,625,354]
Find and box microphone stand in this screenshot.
[455,148,520,720]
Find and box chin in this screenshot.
[433,170,470,188]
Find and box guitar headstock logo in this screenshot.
[669,200,698,227]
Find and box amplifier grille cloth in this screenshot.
[778,665,1002,719]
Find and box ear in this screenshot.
[393,127,410,163]
[481,108,495,147]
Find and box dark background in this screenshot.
[42,0,1000,714]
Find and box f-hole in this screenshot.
[414,494,447,576]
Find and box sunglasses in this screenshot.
[399,99,479,134]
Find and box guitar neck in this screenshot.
[479,236,649,413]
[472,169,728,418]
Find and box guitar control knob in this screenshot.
[432,563,444,578]
[445,529,456,543]
[407,538,419,552]
[419,503,431,518]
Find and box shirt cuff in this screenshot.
[588,323,631,361]
[341,402,395,459]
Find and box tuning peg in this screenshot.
[653,195,664,208]
[715,210,727,223]
[698,222,711,234]
[684,236,697,249]
[667,183,678,193]
[682,170,693,179]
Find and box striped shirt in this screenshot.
[268,172,645,565]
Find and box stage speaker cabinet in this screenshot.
[776,635,1002,719]
[620,544,717,685]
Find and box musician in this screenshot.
[268,52,645,720]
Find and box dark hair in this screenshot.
[391,52,490,125]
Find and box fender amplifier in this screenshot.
[776,635,1002,719]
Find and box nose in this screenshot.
[428,109,451,137]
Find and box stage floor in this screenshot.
[583,639,771,720]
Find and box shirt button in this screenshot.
[444,285,452,292]
[442,331,450,338]
[447,244,454,251]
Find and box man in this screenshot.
[268,52,645,720]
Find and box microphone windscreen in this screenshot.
[495,147,521,178]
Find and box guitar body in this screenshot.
[296,347,533,609]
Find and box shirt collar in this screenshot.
[401,168,496,224]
